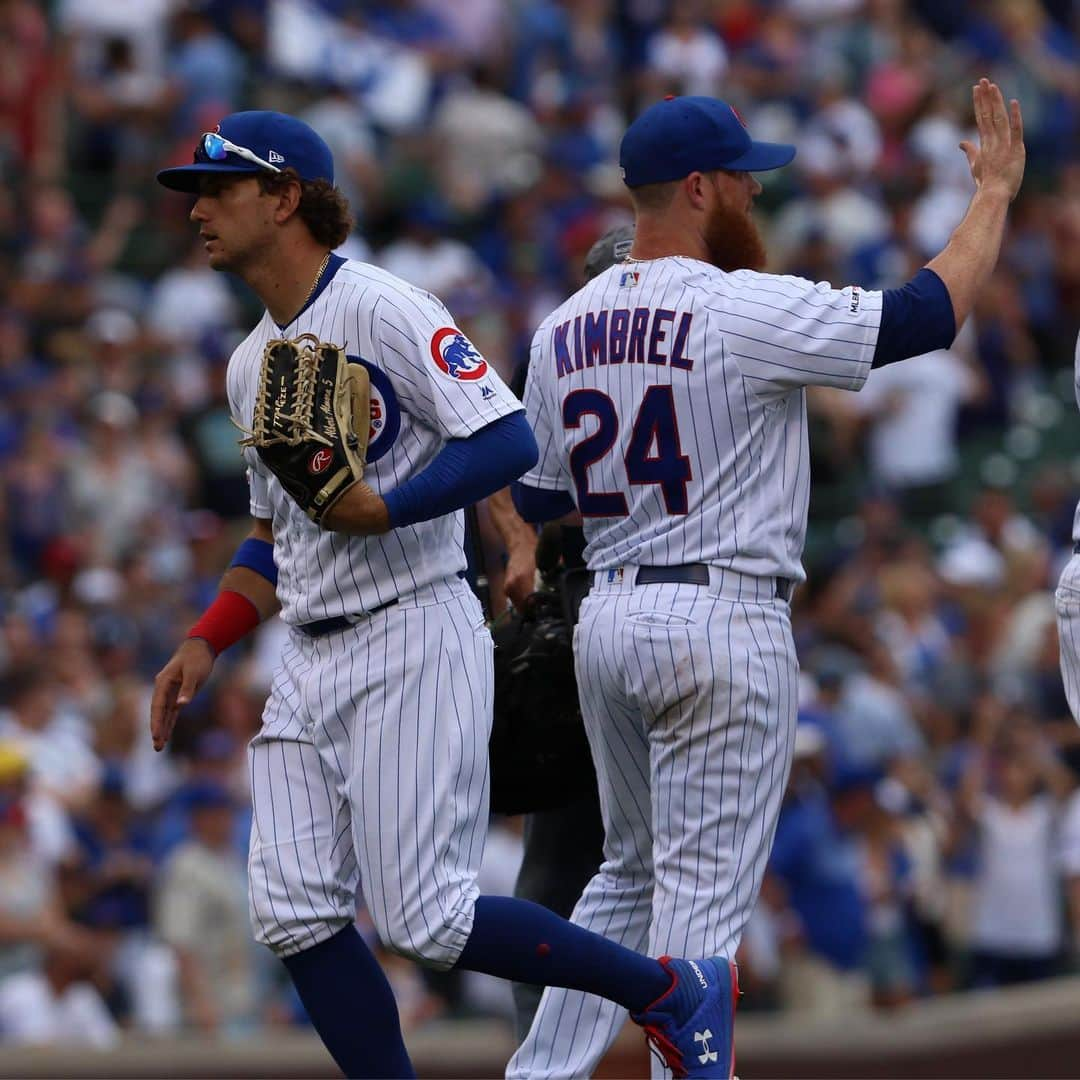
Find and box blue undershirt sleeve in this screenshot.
[872,267,956,368]
[512,482,577,523]
[382,411,538,529]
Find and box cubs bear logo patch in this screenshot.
[430,327,488,381]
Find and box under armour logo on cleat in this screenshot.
[694,1029,718,1065]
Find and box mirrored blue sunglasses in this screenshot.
[200,133,282,174]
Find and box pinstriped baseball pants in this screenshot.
[1055,554,1080,723]
[247,577,492,968]
[507,572,798,1079]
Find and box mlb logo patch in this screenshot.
[619,270,640,287]
[605,568,625,584]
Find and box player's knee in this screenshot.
[371,889,476,971]
[253,915,352,958]
[250,890,352,958]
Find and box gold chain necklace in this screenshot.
[301,251,332,308]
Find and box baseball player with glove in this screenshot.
[510,81,1025,1079]
[152,111,754,1079]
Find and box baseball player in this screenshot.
[510,81,1025,1079]
[1055,329,1080,720]
[151,111,747,1079]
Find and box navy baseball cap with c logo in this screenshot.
[157,111,334,193]
[620,96,795,188]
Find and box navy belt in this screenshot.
[295,571,470,638]
[635,564,794,602]
[1074,541,1080,554]
[296,597,398,637]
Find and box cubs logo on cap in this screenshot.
[430,328,488,381]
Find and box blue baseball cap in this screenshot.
[157,110,334,193]
[620,96,795,188]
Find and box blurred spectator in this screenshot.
[63,768,179,1032]
[852,320,985,518]
[154,780,256,1035]
[643,0,728,98]
[957,724,1073,987]
[0,741,114,1047]
[66,391,160,563]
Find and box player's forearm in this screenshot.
[487,487,538,554]
[925,184,1012,332]
[217,566,280,620]
[186,529,281,655]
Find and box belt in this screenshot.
[634,564,794,602]
[295,597,398,637]
[294,571,470,638]
[1074,541,1080,554]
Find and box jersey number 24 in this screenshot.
[563,386,691,517]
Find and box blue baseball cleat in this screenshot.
[631,956,739,1078]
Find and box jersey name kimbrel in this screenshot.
[522,255,884,581]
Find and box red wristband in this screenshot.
[186,590,261,657]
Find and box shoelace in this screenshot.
[640,1021,688,1079]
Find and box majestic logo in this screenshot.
[308,448,333,474]
[430,327,488,381]
[480,384,495,400]
[268,149,285,164]
[694,1030,718,1066]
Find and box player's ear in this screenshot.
[684,171,710,211]
[271,177,303,225]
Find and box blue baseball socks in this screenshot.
[455,895,672,1011]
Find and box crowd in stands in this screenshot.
[0,0,1077,1045]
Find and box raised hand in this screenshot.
[959,77,1025,202]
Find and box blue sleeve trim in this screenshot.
[229,537,278,586]
[512,482,577,523]
[873,267,956,368]
[384,411,539,529]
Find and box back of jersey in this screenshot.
[522,255,881,580]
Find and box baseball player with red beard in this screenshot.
[511,82,1025,1078]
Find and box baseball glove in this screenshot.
[489,586,596,816]
[238,333,370,524]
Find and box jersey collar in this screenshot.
[275,252,346,331]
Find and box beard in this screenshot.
[704,198,767,272]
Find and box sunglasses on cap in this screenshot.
[199,132,282,175]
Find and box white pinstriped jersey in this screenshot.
[226,258,522,626]
[521,256,883,581]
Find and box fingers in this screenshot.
[177,669,200,708]
[149,676,178,752]
[987,80,1009,135]
[959,140,977,169]
[1009,98,1024,147]
[972,79,993,139]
